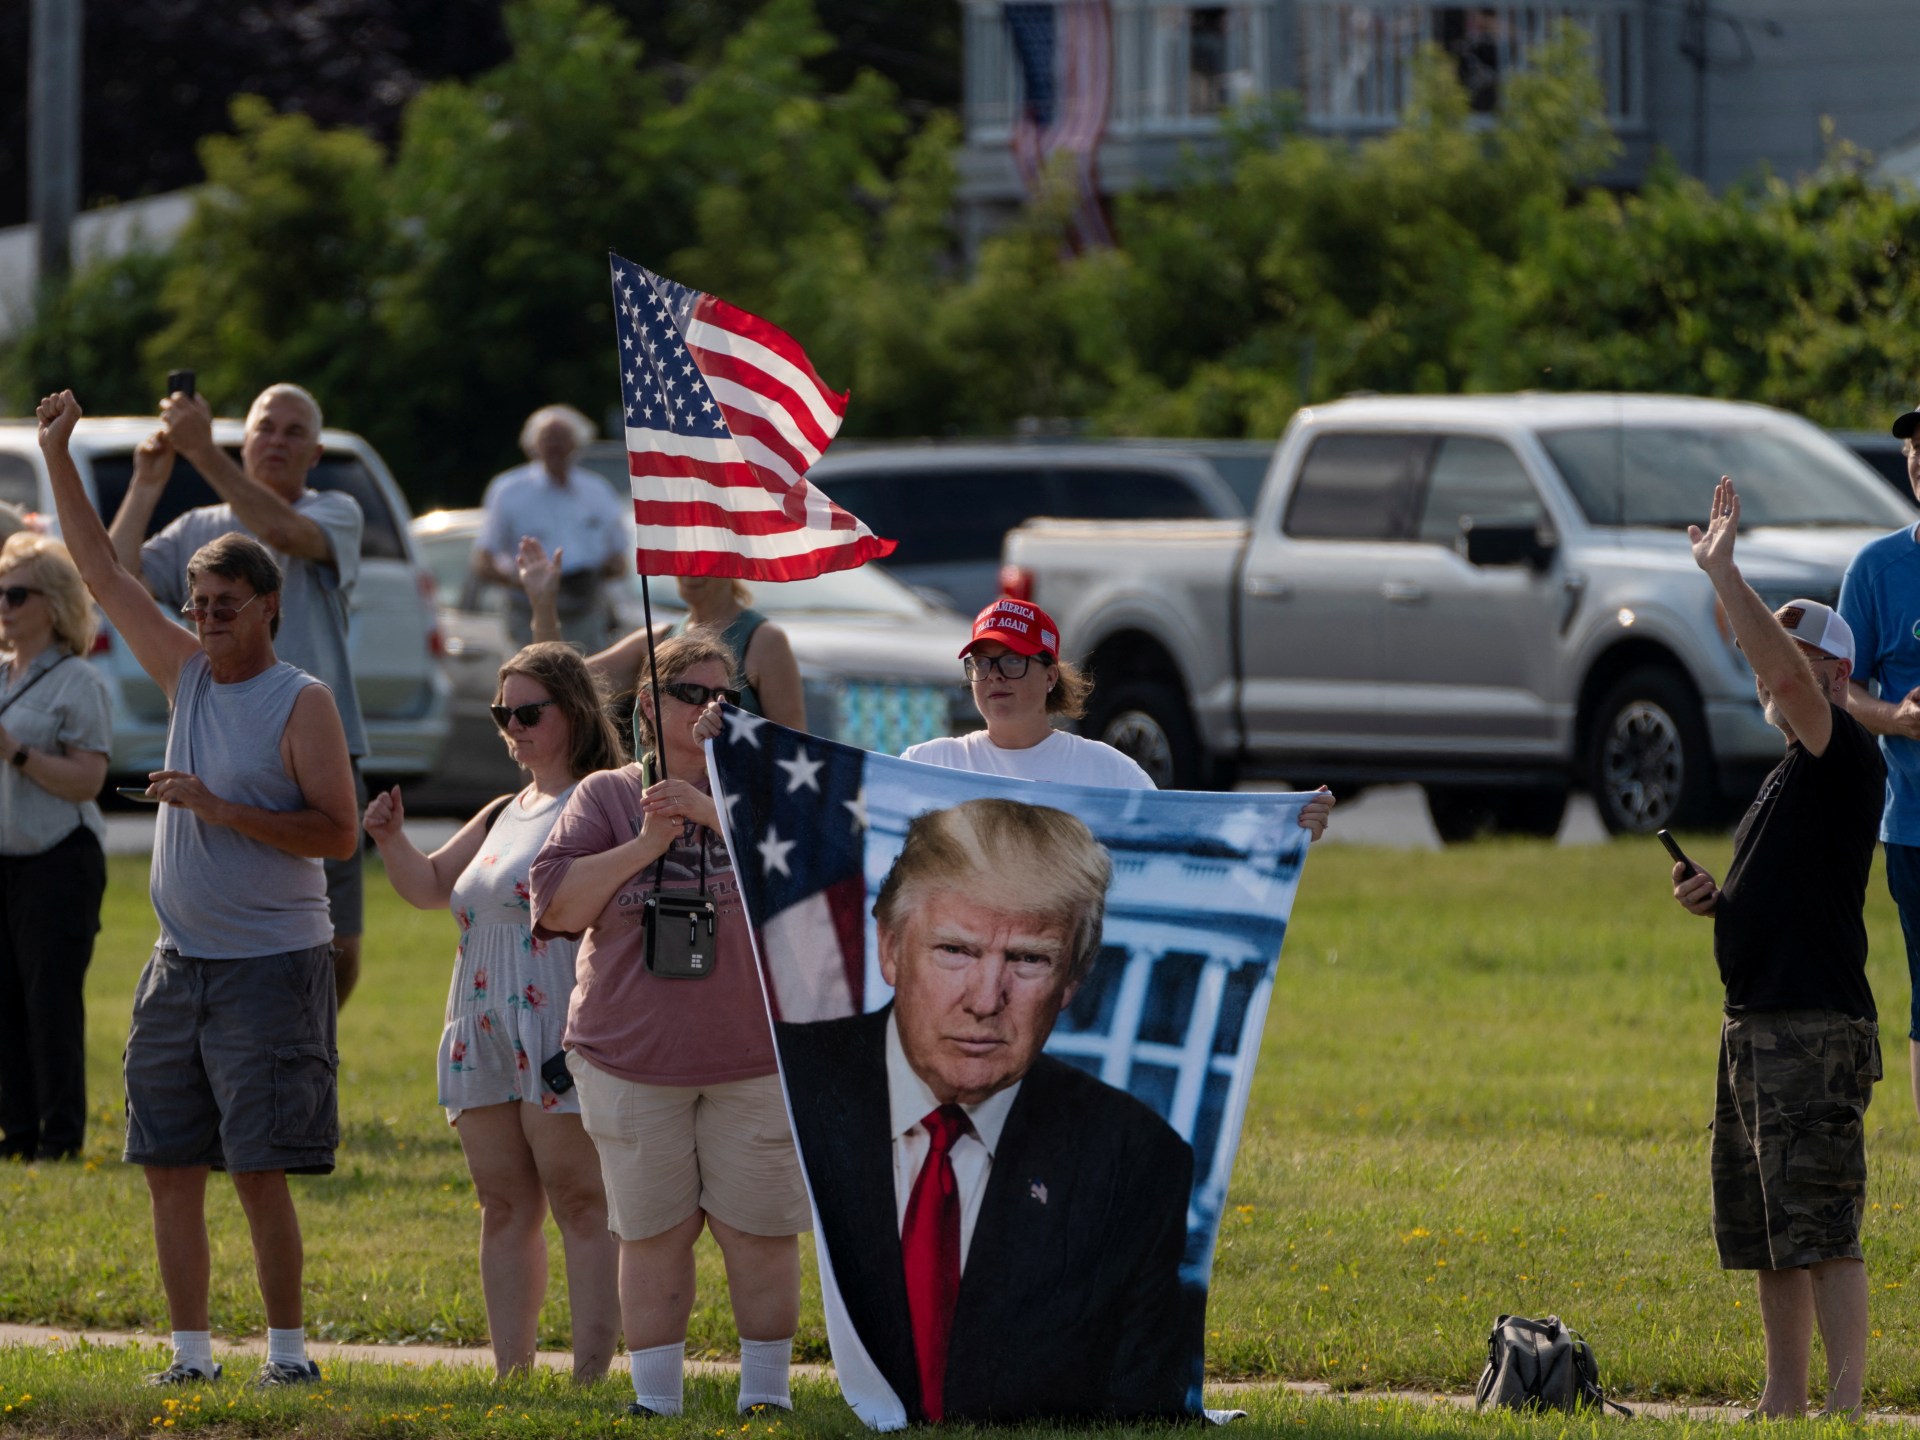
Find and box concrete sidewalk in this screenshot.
[0,1321,1798,1423]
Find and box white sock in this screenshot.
[171,1330,214,1375]
[737,1336,793,1412]
[630,1341,685,1416]
[266,1328,309,1368]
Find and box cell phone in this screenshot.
[540,1052,574,1096]
[1656,828,1697,877]
[116,786,162,804]
[165,368,195,400]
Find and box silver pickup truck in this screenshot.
[1000,394,1915,837]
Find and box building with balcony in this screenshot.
[957,1,1920,245]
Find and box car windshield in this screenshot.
[414,530,471,598]
[614,563,933,619]
[1539,424,1914,530]
[1203,453,1270,513]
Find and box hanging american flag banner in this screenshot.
[1005,0,1114,249]
[610,253,895,580]
[707,715,1318,1428]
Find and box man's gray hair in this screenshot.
[519,404,596,456]
[873,798,1114,985]
[246,383,323,434]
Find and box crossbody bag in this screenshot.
[636,753,717,979]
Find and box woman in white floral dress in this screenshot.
[364,642,623,1380]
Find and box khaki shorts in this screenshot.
[1711,1008,1880,1271]
[568,1057,809,1242]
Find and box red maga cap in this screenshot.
[960,597,1061,659]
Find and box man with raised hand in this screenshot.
[1673,475,1884,1420]
[39,389,359,1391]
[108,381,369,1008]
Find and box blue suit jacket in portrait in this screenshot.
[775,1005,1203,1424]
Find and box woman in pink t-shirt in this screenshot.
[530,631,808,1420]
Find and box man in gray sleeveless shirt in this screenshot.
[107,382,369,1010]
[38,389,359,1390]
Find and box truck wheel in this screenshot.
[1090,680,1203,790]
[1587,667,1714,835]
[1424,785,1568,843]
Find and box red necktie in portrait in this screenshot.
[901,1103,967,1422]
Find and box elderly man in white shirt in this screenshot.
[473,405,631,650]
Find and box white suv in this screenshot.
[0,417,451,787]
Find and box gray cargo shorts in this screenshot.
[1711,1008,1880,1271]
[123,943,340,1174]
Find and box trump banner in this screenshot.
[708,716,1313,1429]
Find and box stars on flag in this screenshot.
[757,824,797,877]
[609,260,732,438]
[777,748,825,794]
[723,709,770,750]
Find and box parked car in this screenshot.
[576,440,1250,615]
[1831,429,1917,507]
[1001,393,1916,837]
[407,508,976,807]
[0,416,451,788]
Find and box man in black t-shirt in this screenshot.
[1672,477,1885,1420]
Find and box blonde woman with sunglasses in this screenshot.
[0,534,111,1163]
[362,643,623,1381]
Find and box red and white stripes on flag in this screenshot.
[1005,0,1113,249]
[611,254,894,580]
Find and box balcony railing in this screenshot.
[962,0,1644,144]
[1298,1,1644,129]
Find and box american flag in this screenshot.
[710,710,871,1023]
[610,253,895,580]
[1005,0,1114,249]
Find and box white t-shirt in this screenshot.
[899,728,1154,789]
[477,462,630,573]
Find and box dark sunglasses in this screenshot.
[662,681,741,708]
[490,698,557,730]
[0,586,42,609]
[180,593,263,624]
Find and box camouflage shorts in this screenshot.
[1712,1009,1881,1271]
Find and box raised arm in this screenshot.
[106,427,174,583]
[36,391,198,696]
[582,623,666,693]
[146,685,358,858]
[364,785,501,910]
[1691,475,1831,754]
[161,394,334,562]
[516,536,565,644]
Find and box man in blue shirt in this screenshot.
[1837,401,1920,1123]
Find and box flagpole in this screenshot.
[638,570,668,783]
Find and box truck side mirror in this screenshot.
[1460,519,1556,571]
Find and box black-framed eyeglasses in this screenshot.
[180,593,262,624]
[490,699,557,730]
[0,587,43,610]
[963,652,1040,681]
[662,681,741,709]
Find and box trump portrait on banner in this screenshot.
[774,798,1200,1426]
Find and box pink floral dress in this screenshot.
[438,786,580,1122]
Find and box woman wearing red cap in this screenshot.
[905,597,1333,838]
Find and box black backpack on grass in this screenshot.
[1475,1314,1632,1417]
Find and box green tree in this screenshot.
[0,247,177,415]
[146,96,395,429]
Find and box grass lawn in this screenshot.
[6,835,1920,1427]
